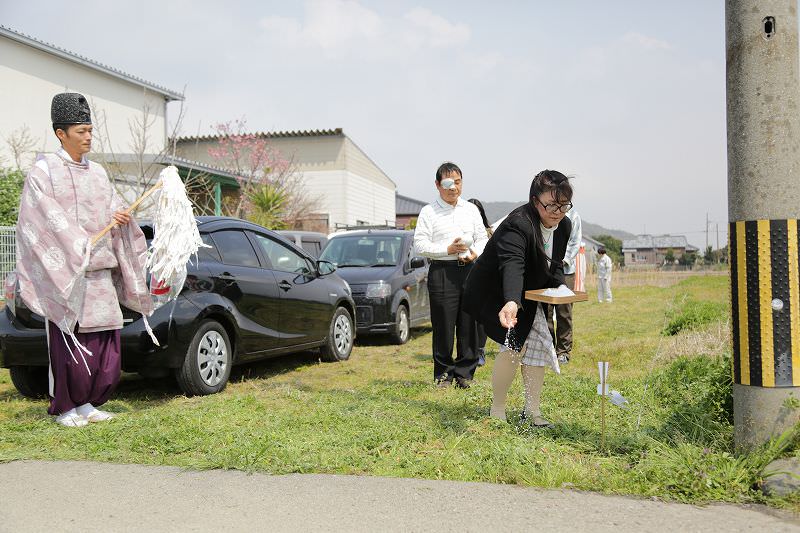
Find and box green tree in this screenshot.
[246,182,288,230]
[664,248,675,264]
[679,250,698,269]
[0,168,24,226]
[703,245,717,265]
[717,245,729,264]
[594,234,623,265]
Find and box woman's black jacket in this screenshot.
[462,203,571,348]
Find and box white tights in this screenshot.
[490,350,545,421]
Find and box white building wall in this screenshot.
[300,169,395,229]
[341,171,395,226]
[0,37,168,170]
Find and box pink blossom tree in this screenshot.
[206,119,320,227]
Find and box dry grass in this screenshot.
[660,320,731,360]
[583,269,728,289]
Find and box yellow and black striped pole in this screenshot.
[730,220,800,388]
[727,1,800,448]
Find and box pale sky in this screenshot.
[1,0,729,248]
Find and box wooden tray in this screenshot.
[525,289,589,304]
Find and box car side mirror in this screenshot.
[317,260,337,275]
[410,257,426,269]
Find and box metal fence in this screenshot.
[0,226,15,298]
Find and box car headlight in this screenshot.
[365,282,392,298]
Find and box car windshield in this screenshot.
[320,235,403,267]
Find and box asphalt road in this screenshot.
[0,460,797,532]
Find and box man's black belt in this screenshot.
[430,259,470,267]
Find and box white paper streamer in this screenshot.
[145,166,209,300]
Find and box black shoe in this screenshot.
[454,377,472,389]
[435,377,453,388]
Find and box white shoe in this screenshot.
[55,410,88,428]
[76,403,115,422]
[85,409,115,422]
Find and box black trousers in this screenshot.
[545,272,575,356]
[428,261,479,380]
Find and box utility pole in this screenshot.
[706,212,709,253]
[727,0,800,448]
[716,223,720,263]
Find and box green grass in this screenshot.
[662,299,728,336]
[1,275,798,508]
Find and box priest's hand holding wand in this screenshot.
[111,211,131,226]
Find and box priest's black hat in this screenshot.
[51,92,91,124]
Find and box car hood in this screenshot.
[334,266,398,285]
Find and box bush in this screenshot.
[650,354,734,446]
[594,234,623,265]
[0,168,24,226]
[662,300,727,336]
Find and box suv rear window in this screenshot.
[320,236,402,267]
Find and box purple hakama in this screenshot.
[46,321,121,416]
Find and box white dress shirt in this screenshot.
[414,196,489,260]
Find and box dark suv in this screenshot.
[0,217,355,397]
[319,230,429,344]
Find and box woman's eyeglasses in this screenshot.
[536,198,573,214]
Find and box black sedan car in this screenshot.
[319,229,429,344]
[0,217,355,397]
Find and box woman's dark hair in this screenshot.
[468,198,490,229]
[598,247,607,254]
[529,169,573,206]
[528,169,574,268]
[436,162,462,183]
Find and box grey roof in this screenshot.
[178,128,396,190]
[177,129,344,143]
[622,234,690,251]
[94,152,240,185]
[396,194,427,215]
[1,25,184,101]
[582,236,604,249]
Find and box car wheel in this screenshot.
[175,319,232,396]
[320,307,354,362]
[9,365,48,399]
[389,304,410,345]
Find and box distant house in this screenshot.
[622,234,699,266]
[176,129,396,232]
[0,25,237,213]
[395,194,427,229]
[582,235,604,255]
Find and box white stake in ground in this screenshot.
[598,361,609,448]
